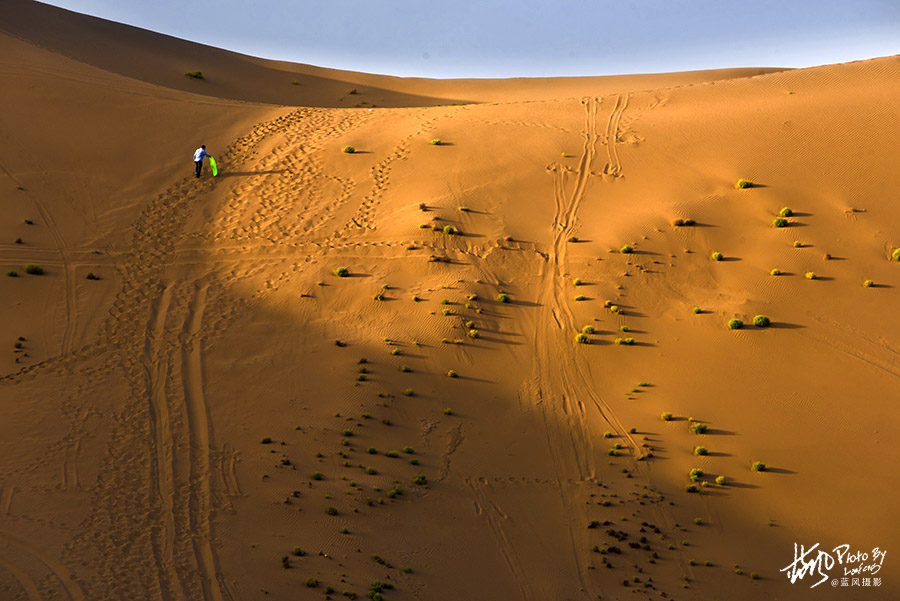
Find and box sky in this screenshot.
[41,0,900,78]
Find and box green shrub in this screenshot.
[693,517,703,525]
[365,466,377,475]
[864,279,874,287]
[430,139,442,145]
[443,408,452,415]
[356,374,367,381]
[689,468,704,481]
[694,446,708,456]
[7,270,17,277]
[575,333,590,344]
[793,240,802,248]
[711,252,723,261]
[608,449,619,456]
[261,437,273,444]
[574,295,586,301]
[86,272,100,280]
[402,446,415,454]
[715,475,727,485]
[893,248,900,261]
[770,268,781,276]
[581,325,595,334]
[620,245,634,254]
[609,305,620,313]
[735,179,752,189]
[367,447,377,454]
[326,506,338,515]
[573,278,583,286]
[661,412,673,421]
[750,572,760,580]
[684,484,699,493]
[342,145,356,154]
[567,236,578,243]
[619,325,629,332]
[373,292,384,301]
[779,207,793,217]
[447,370,458,378]
[690,422,708,434]
[292,546,305,556]
[290,79,299,85]
[341,429,354,437]
[385,451,399,458]
[497,292,510,303]
[692,306,701,314]
[753,315,770,327]
[467,329,480,339]
[805,271,817,280]
[305,577,318,587]
[412,474,427,485]
[773,217,788,228]
[602,431,612,439]
[727,319,743,330]
[751,461,766,472]
[443,225,457,235]
[312,471,324,480]
[185,71,204,79]
[404,388,414,396]
[24,264,43,275]
[333,267,350,277]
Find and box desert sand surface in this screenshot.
[1,1,899,600]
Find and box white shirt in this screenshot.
[193,148,210,162]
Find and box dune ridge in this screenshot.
[1,1,899,600]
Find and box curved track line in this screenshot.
[0,554,43,601]
[0,532,84,601]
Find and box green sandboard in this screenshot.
[209,157,218,177]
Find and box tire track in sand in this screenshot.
[181,282,226,601]
[0,531,84,601]
[0,553,42,601]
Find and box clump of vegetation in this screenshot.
[574,295,587,301]
[373,292,384,301]
[447,370,458,378]
[458,206,469,212]
[567,236,579,243]
[779,207,793,217]
[727,318,743,330]
[261,437,273,444]
[661,412,673,421]
[365,466,377,475]
[575,333,590,344]
[694,446,708,456]
[773,217,788,228]
[672,218,696,227]
[711,252,724,262]
[292,546,305,556]
[326,506,338,515]
[497,292,510,303]
[341,429,354,437]
[689,468,704,482]
[24,264,43,275]
[581,325,595,334]
[305,577,318,587]
[7,270,17,277]
[735,179,753,189]
[750,572,761,580]
[753,315,771,327]
[609,305,620,314]
[430,139,442,145]
[793,240,802,248]
[864,279,874,288]
[770,268,781,276]
[751,461,767,472]
[185,71,204,79]
[692,306,702,314]
[468,329,480,339]
[400,364,411,372]
[412,474,427,485]
[620,245,634,254]
[805,271,817,280]
[443,408,453,415]
[690,422,708,434]
[573,278,583,286]
[403,388,414,396]
[312,471,324,480]
[684,484,700,493]
[715,475,727,486]
[443,225,458,235]
[619,325,629,332]
[86,272,100,280]
[342,145,356,154]
[333,267,350,277]
[893,248,900,261]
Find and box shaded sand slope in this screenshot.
[3,0,784,106]
[2,6,900,601]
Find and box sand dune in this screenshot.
[1,1,899,600]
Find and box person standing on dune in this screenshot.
[193,145,212,178]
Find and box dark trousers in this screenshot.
[195,160,203,178]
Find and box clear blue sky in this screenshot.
[41,0,900,78]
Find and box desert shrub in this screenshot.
[689,468,704,481]
[805,271,817,280]
[86,272,100,280]
[661,412,673,421]
[770,268,781,276]
[373,292,384,301]
[735,179,753,189]
[390,348,400,356]
[684,484,699,493]
[443,225,457,235]
[431,139,442,145]
[24,264,43,275]
[185,71,204,79]
[864,279,874,287]
[750,572,760,580]
[326,506,338,515]
[609,305,620,314]
[715,475,727,485]
[341,429,354,437]
[458,206,470,212]
[619,326,629,332]
[412,474,427,485]
[402,446,415,454]
[333,267,349,277]
[753,315,771,327]
[574,295,586,301]
[356,374,367,381]
[727,318,743,330]
[692,306,701,314]
[603,300,613,308]
[261,437,273,444]
[751,461,766,472]
[7,271,17,277]
[443,408,452,415]
[403,388,414,396]
[573,278,583,286]
[690,422,708,434]
[312,471,323,480]
[773,217,788,228]
[400,364,411,372]
[385,451,399,458]
[305,577,318,587]
[602,431,612,439]
[620,245,634,254]
[291,79,299,85]
[567,236,579,243]
[367,447,377,454]
[779,207,793,217]
[468,329,480,339]
[823,253,831,260]
[497,292,510,303]
[342,145,356,154]
[575,333,590,344]
[292,546,305,556]
[447,370,458,378]
[365,466,377,475]
[694,446,708,456]
[711,252,723,262]
[893,248,900,261]
[582,325,595,334]
[608,449,619,456]
[793,240,802,248]
[465,320,474,328]
[466,293,478,301]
